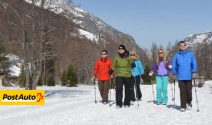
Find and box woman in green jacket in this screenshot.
[112,45,134,108]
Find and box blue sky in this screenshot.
[73,0,212,49]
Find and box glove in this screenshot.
[93,75,97,79]
[109,69,113,75]
[168,65,172,69]
[131,62,136,68]
[93,77,98,85]
[172,75,176,80]
[149,71,153,76]
[141,74,145,79]
[112,71,116,77]
[192,73,197,79]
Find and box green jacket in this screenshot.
[112,53,133,77]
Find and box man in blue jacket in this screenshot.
[172,41,198,112]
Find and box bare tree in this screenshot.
[150,42,158,61]
[0,0,32,89]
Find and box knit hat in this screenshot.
[129,50,136,55]
[118,44,126,50]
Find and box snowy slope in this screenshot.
[24,0,137,45]
[184,32,212,47]
[5,54,22,77]
[78,29,99,43]
[0,81,212,125]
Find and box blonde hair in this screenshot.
[156,49,166,66]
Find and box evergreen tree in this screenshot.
[37,76,43,86]
[19,65,26,87]
[61,71,67,86]
[47,74,55,86]
[0,43,10,79]
[66,64,78,87]
[45,58,56,86]
[143,65,151,85]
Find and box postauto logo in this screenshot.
[0,90,45,105]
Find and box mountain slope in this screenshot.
[0,0,149,84]
[183,32,212,79]
[26,0,134,41]
[25,0,145,53]
[184,32,212,47]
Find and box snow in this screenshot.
[78,29,99,42]
[5,54,20,62]
[8,65,21,77]
[96,20,107,27]
[25,0,118,43]
[5,54,22,77]
[186,32,212,47]
[25,0,85,17]
[0,81,212,125]
[209,37,212,41]
[0,85,22,90]
[75,7,86,13]
[73,19,83,24]
[192,33,208,44]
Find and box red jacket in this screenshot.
[93,58,112,81]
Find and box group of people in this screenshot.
[93,40,197,112]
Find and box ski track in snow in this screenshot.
[0,81,212,125]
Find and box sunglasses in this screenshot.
[101,52,107,55]
[158,52,163,54]
[130,54,136,56]
[118,47,124,50]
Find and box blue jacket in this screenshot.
[172,50,197,80]
[132,60,144,77]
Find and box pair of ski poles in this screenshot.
[150,76,175,105]
[94,78,97,103]
[171,79,176,105]
[132,68,144,109]
[150,75,200,112]
[149,72,175,105]
[133,75,142,108]
[93,76,113,104]
[171,77,200,112]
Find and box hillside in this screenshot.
[0,0,149,84]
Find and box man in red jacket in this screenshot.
[93,50,113,104]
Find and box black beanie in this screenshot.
[118,44,126,50]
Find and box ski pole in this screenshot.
[138,69,143,100]
[173,79,176,105]
[94,78,97,103]
[169,73,174,102]
[109,76,112,101]
[171,80,174,103]
[150,77,156,103]
[133,75,139,108]
[139,75,143,100]
[194,79,200,112]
